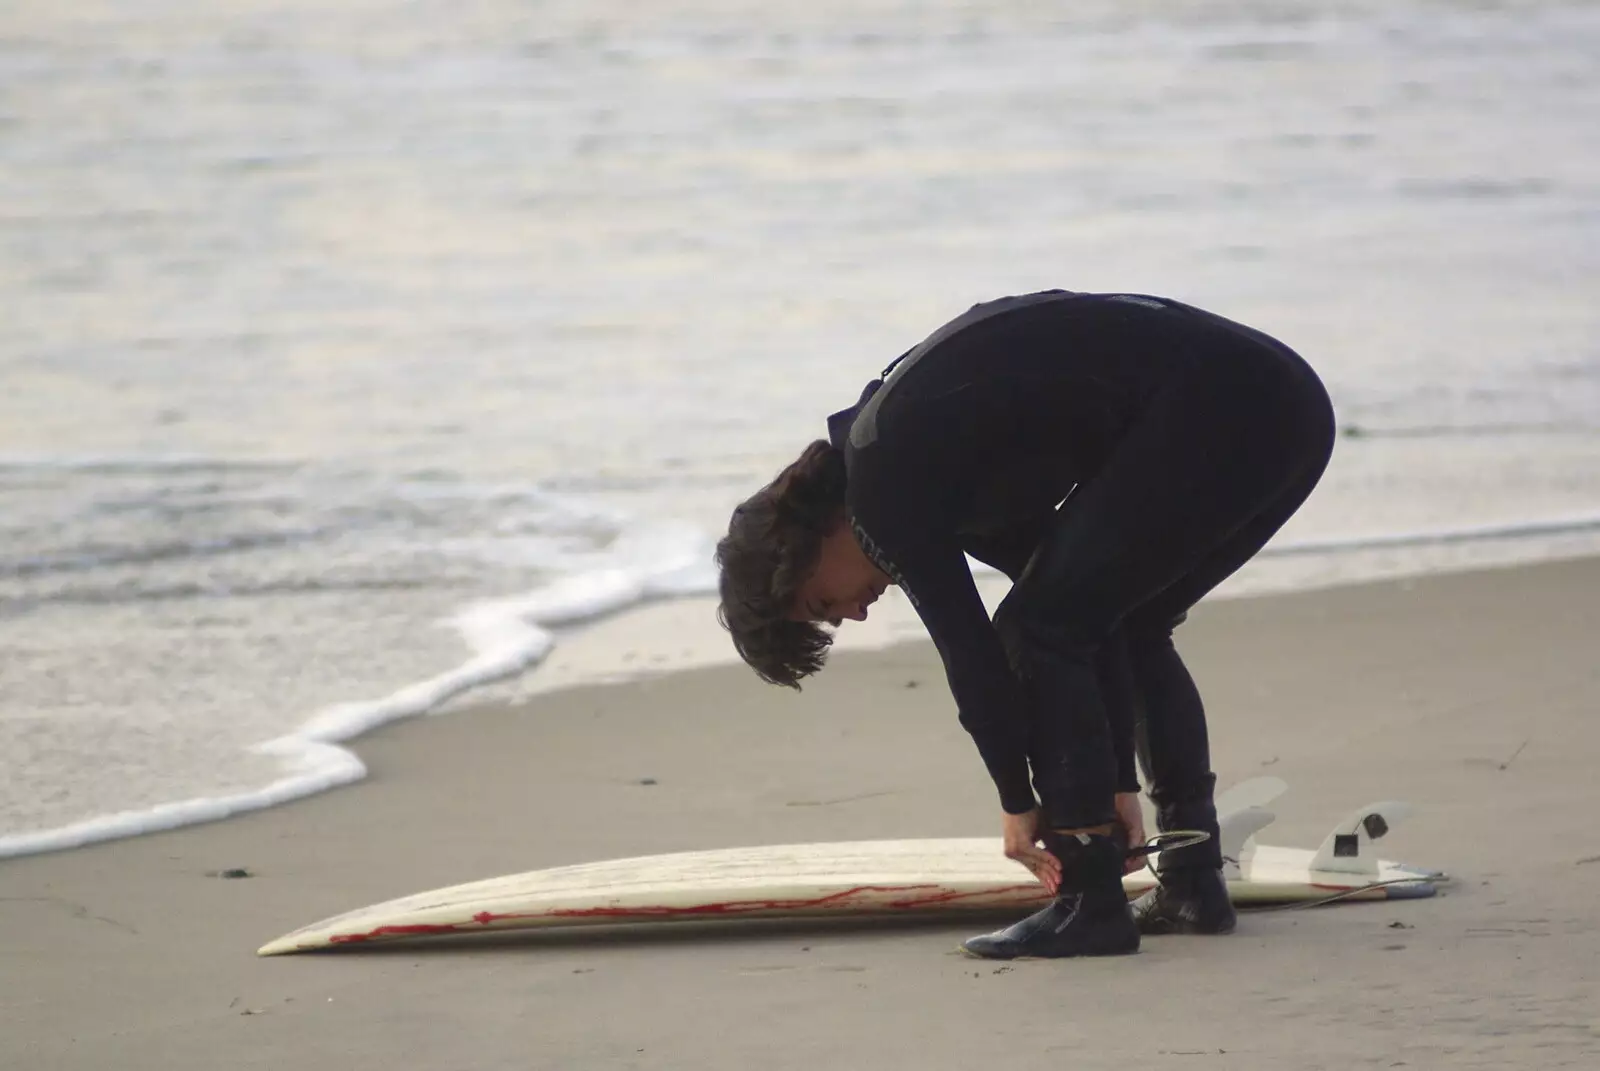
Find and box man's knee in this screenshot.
[1148,770,1216,810]
[1121,608,1188,650]
[993,596,1113,672]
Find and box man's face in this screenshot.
[789,524,889,626]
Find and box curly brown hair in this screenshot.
[715,440,848,688]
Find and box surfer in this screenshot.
[715,291,1335,959]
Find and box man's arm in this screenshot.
[855,518,1037,814]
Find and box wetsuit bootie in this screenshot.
[1131,865,1236,935]
[961,834,1140,960]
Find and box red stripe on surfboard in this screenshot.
[327,923,472,943]
[323,882,1044,945]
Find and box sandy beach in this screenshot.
[4,555,1598,1070]
[3,3,1598,1067]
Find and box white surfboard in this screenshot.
[258,781,1446,956]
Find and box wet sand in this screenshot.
[5,556,1600,1069]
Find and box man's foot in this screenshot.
[1131,866,1236,935]
[962,834,1140,960]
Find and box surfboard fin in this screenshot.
[1308,801,1415,876]
[1214,775,1288,817]
[1218,806,1278,881]
[1207,777,1288,880]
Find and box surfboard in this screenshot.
[258,780,1446,956]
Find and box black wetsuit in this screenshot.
[827,291,1335,862]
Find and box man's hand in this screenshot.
[1114,791,1147,874]
[1001,807,1062,894]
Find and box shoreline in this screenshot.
[5,554,1600,1068]
[6,520,1600,861]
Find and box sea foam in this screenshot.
[0,524,717,859]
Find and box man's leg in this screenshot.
[964,577,1147,960]
[964,335,1332,959]
[998,345,1332,835]
[1122,617,1238,935]
[1128,618,1220,871]
[1123,453,1335,934]
[1128,441,1334,844]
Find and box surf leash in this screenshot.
[1128,829,1436,910]
[1233,878,1439,912]
[1124,829,1211,862]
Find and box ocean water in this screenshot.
[2,0,1597,855]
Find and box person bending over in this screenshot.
[715,290,1335,959]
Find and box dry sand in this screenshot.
[4,557,1600,1070]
